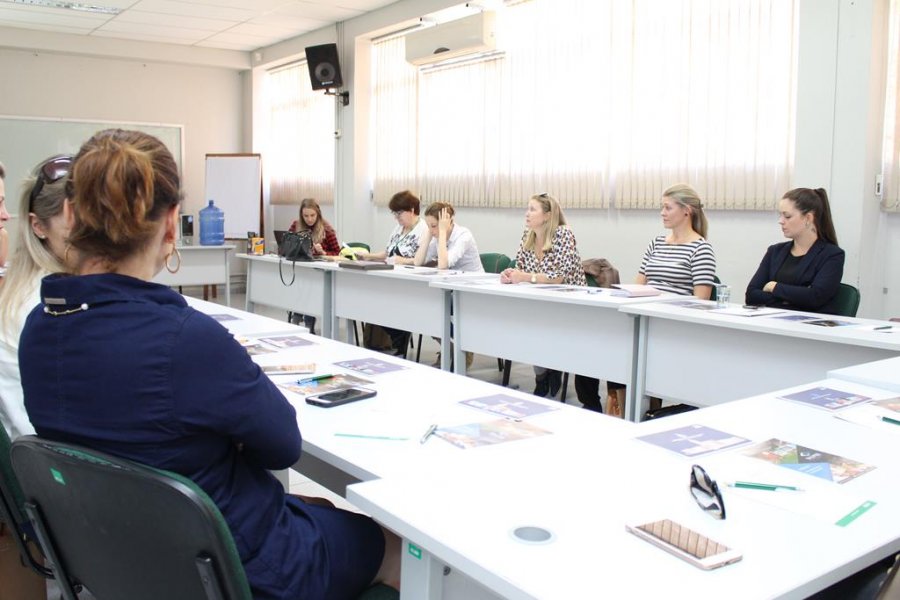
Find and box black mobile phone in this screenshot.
[742,304,762,309]
[306,387,376,408]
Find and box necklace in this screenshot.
[43,298,90,317]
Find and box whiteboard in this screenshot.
[204,154,262,238]
[0,115,182,217]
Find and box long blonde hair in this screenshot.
[0,168,68,341]
[523,193,567,253]
[296,198,333,244]
[662,183,708,239]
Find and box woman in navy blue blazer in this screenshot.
[19,129,400,599]
[746,187,844,314]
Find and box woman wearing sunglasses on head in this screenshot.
[18,130,400,599]
[501,193,586,398]
[0,156,71,440]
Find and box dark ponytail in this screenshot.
[782,187,838,246]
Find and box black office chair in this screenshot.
[11,436,252,600]
[0,427,52,582]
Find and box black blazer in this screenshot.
[745,239,845,314]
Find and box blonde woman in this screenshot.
[288,197,341,256]
[636,183,716,297]
[501,193,585,397]
[0,156,70,439]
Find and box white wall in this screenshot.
[0,47,246,218]
[253,0,899,318]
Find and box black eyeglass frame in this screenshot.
[690,464,726,520]
[29,155,73,211]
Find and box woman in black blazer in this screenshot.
[746,188,845,314]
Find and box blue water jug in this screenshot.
[199,200,225,246]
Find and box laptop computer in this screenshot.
[274,230,288,254]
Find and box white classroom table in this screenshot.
[243,322,633,490]
[237,253,338,339]
[331,265,484,371]
[621,300,900,421]
[349,378,900,599]
[829,356,900,393]
[430,278,673,414]
[154,244,234,306]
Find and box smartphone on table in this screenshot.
[305,387,376,408]
[626,519,742,570]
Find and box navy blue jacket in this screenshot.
[745,239,845,314]
[18,274,339,598]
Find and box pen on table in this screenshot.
[873,325,893,331]
[727,481,804,492]
[295,374,334,385]
[334,433,409,441]
[419,423,438,444]
[881,415,900,426]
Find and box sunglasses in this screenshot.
[690,464,726,519]
[30,155,73,211]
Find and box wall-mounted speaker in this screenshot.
[305,43,343,90]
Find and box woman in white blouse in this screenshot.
[413,202,483,273]
[358,190,428,356]
[357,190,427,264]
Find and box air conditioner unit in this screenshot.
[405,11,496,66]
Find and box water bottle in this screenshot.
[199,200,225,246]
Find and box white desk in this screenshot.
[332,266,460,370]
[154,244,234,306]
[237,254,337,339]
[349,380,900,599]
[829,356,900,393]
[431,279,670,414]
[621,301,900,421]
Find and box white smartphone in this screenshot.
[626,519,742,570]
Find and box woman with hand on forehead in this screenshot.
[413,201,483,273]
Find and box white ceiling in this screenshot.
[0,0,400,52]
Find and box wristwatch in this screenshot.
[531,273,537,284]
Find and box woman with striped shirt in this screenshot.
[637,184,716,298]
[575,184,715,415]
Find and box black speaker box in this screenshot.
[305,43,343,90]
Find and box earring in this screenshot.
[165,246,182,274]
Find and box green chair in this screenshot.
[0,427,52,581]
[832,283,861,317]
[479,252,511,274]
[11,436,253,600]
[479,253,513,372]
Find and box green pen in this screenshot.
[881,415,900,426]
[295,374,334,385]
[728,481,804,492]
